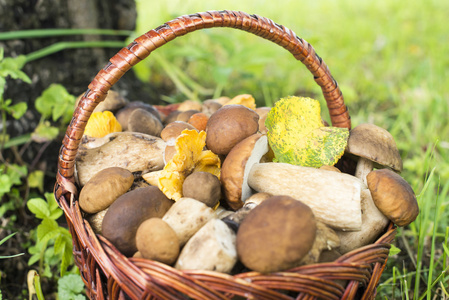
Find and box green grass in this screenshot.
[133,0,449,298]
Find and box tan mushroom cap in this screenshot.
[366,169,419,227]
[346,123,403,172]
[205,104,259,155]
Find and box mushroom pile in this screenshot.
[76,91,419,275]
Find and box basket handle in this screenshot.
[55,10,351,199]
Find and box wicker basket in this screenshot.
[54,10,397,300]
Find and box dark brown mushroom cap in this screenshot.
[367,169,419,227]
[236,195,317,273]
[346,123,403,172]
[101,186,174,256]
[206,104,259,155]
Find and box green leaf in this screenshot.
[6,164,27,185]
[36,218,59,242]
[27,198,50,219]
[5,101,27,119]
[28,252,41,266]
[0,55,31,83]
[389,244,401,256]
[0,174,12,197]
[60,241,74,277]
[28,170,45,193]
[34,84,75,122]
[31,121,59,143]
[58,274,86,300]
[42,192,64,220]
[265,96,349,167]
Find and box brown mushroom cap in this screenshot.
[221,133,269,210]
[116,101,161,131]
[160,121,197,142]
[346,123,403,172]
[237,195,317,273]
[177,100,202,112]
[135,218,180,265]
[366,168,419,227]
[182,172,221,208]
[177,109,201,122]
[206,104,259,155]
[128,108,164,137]
[101,186,174,256]
[79,167,134,214]
[201,99,222,116]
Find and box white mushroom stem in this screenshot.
[248,163,365,231]
[355,157,374,185]
[336,189,389,254]
[175,219,237,273]
[162,198,216,246]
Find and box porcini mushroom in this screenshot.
[205,104,259,155]
[162,197,216,246]
[175,218,237,273]
[79,167,134,214]
[135,218,180,265]
[346,123,403,184]
[75,132,165,186]
[336,188,389,254]
[182,172,221,208]
[101,186,174,256]
[128,108,164,137]
[367,169,419,227]
[115,101,161,131]
[299,221,340,265]
[221,133,270,210]
[237,195,317,273]
[248,162,364,231]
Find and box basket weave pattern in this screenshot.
[54,10,396,300]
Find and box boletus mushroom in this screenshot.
[346,123,403,184]
[128,108,164,137]
[182,172,221,208]
[79,167,134,214]
[206,104,259,155]
[336,188,389,254]
[175,218,237,273]
[135,218,180,265]
[220,133,270,210]
[75,132,165,186]
[367,168,419,227]
[248,162,364,231]
[237,195,317,273]
[101,186,174,256]
[162,197,216,246]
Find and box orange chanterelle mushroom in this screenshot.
[84,111,122,138]
[158,129,221,201]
